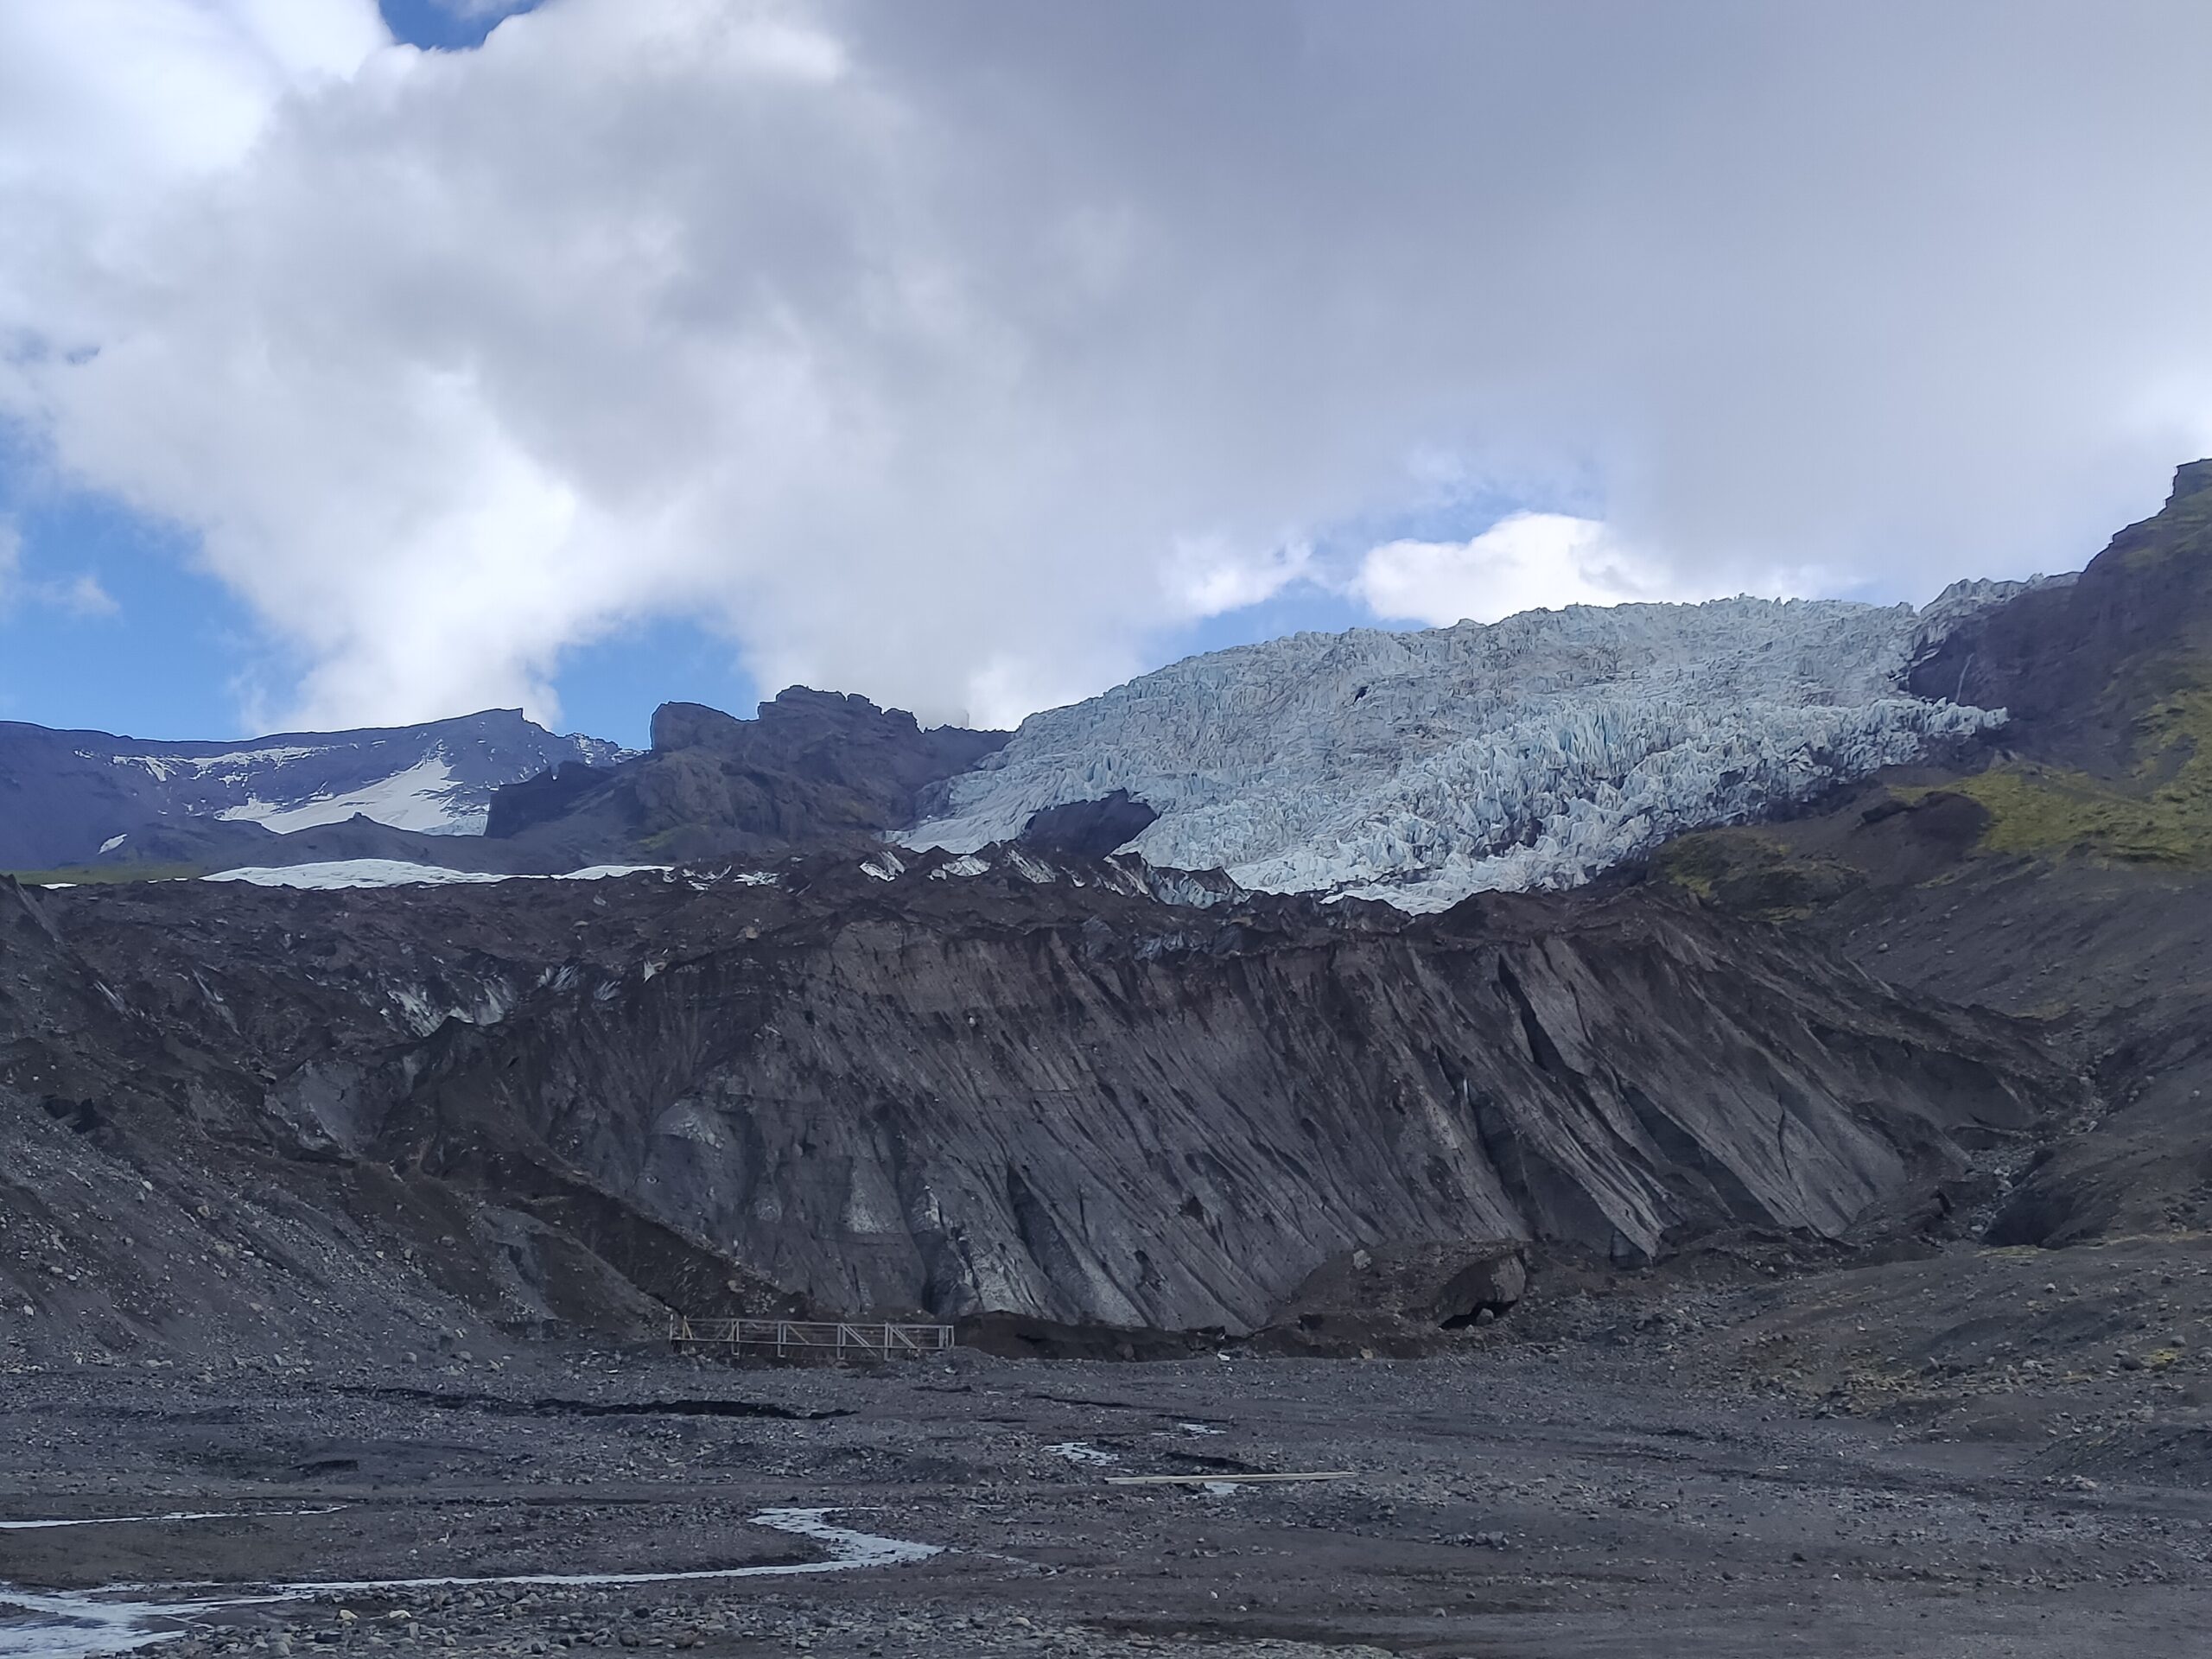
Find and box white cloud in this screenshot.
[1159,535,1313,622]
[1356,513,1693,628]
[0,514,118,617]
[0,0,381,200]
[47,572,119,617]
[3,1,2211,731]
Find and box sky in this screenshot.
[3,2,2210,748]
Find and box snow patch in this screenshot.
[98,835,127,855]
[1048,1441,1120,1467]
[204,861,507,890]
[214,756,480,836]
[112,745,325,785]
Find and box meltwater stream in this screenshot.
[0,1508,943,1657]
[0,1510,346,1533]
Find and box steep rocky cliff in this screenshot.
[1647,462,2212,1252]
[5,849,2076,1347]
[1910,458,2212,774]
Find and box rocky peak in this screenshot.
[488,689,1007,858]
[2167,457,2212,507]
[649,687,925,756]
[1907,457,2212,775]
[645,700,735,753]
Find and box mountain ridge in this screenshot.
[482,685,1008,863]
[0,708,622,873]
[0,558,2082,903]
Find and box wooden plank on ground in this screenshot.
[1103,1471,1355,1485]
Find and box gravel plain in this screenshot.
[6,1255,2212,1659]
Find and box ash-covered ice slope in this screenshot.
[911,591,2025,909]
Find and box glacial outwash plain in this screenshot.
[10,467,2212,1656]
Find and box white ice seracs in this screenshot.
[907,594,2009,910]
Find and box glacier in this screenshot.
[906,592,2019,910]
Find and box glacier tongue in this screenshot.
[907,595,2007,909]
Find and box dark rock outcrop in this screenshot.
[1272,1239,1530,1338]
[484,687,1007,861]
[482,760,607,840]
[1017,791,1159,858]
[1910,459,2212,774]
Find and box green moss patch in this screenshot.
[4,862,209,887]
[1926,656,2212,867]
[1653,830,1859,917]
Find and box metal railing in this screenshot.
[666,1315,956,1361]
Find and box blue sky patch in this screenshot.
[379,2,538,54]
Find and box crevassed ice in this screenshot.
[906,594,2010,910]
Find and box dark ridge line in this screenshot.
[1154,1448,1264,1473]
[1027,1393,1159,1413]
[332,1387,849,1421]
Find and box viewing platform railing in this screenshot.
[666,1314,956,1361]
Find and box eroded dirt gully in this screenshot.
[4,1301,2209,1659]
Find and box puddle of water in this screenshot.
[1047,1441,1119,1467]
[0,1508,940,1658]
[0,1589,283,1659]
